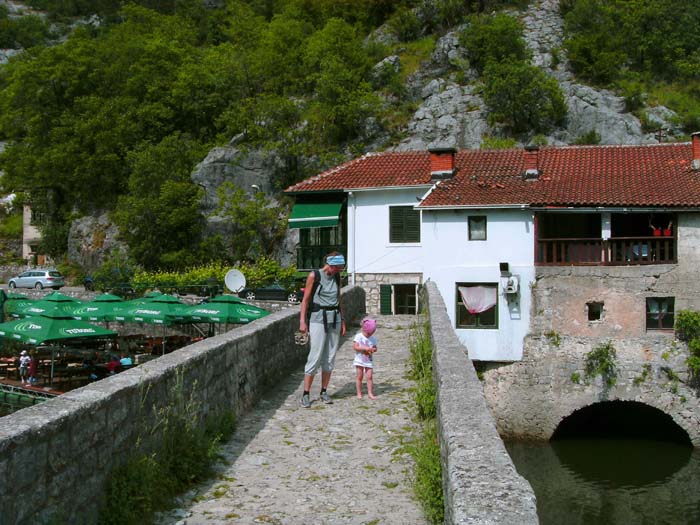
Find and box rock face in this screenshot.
[67,212,126,269]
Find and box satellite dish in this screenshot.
[224,269,246,293]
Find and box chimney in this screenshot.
[523,145,540,180]
[692,132,700,171]
[429,147,456,180]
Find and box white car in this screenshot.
[8,269,65,290]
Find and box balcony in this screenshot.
[536,236,676,266]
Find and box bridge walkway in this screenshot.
[155,315,429,525]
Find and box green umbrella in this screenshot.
[71,293,126,322]
[4,294,34,318]
[115,294,188,325]
[0,316,117,345]
[183,295,270,324]
[15,291,79,319]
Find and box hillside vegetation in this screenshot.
[0,0,697,273]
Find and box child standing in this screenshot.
[18,350,30,385]
[353,318,378,399]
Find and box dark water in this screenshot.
[506,439,700,525]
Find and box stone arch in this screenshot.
[552,400,692,446]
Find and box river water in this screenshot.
[506,439,700,524]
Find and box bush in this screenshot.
[584,340,617,388]
[482,61,567,133]
[388,6,422,42]
[676,310,700,342]
[459,13,530,74]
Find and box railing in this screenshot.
[296,244,345,271]
[536,236,676,266]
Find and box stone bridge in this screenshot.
[481,333,700,446]
[0,283,537,524]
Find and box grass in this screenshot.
[98,372,236,525]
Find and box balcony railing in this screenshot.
[536,236,676,266]
[296,244,345,271]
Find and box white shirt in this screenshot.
[353,332,377,369]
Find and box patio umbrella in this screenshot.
[71,293,126,322]
[17,291,80,319]
[183,295,270,324]
[114,294,188,325]
[4,293,34,318]
[0,316,117,387]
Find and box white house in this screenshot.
[286,135,700,361]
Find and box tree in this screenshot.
[113,133,208,270]
[483,61,567,134]
[459,12,530,74]
[214,183,287,263]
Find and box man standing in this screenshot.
[299,253,346,408]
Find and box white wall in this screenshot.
[348,188,427,275]
[422,208,535,361]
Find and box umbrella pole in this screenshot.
[50,346,55,388]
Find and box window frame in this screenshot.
[455,283,499,329]
[646,297,675,331]
[468,216,487,241]
[389,205,421,244]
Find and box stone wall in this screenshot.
[425,281,538,524]
[0,286,366,524]
[480,214,700,444]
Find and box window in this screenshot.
[389,206,420,243]
[587,301,603,321]
[646,297,674,330]
[456,284,498,329]
[468,216,487,240]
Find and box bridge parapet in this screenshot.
[424,281,539,524]
[0,286,366,524]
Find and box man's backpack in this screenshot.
[305,269,341,325]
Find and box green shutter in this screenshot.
[380,285,393,315]
[390,206,420,243]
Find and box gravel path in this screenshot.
[155,315,429,525]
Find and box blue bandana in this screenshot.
[326,255,346,266]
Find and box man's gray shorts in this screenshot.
[304,322,341,376]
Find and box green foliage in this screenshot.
[545,330,561,347]
[583,340,618,388]
[675,310,700,341]
[633,363,652,386]
[99,372,236,525]
[480,135,517,149]
[459,13,530,74]
[406,321,443,524]
[0,211,22,239]
[0,8,53,49]
[236,256,297,289]
[214,183,288,263]
[570,371,581,384]
[113,133,208,270]
[409,419,444,525]
[91,251,138,292]
[388,7,422,42]
[483,61,567,134]
[573,129,601,145]
[131,261,230,293]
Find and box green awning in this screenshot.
[288,202,342,228]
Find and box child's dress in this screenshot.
[353,332,377,369]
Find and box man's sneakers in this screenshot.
[301,393,311,408]
[320,390,333,404]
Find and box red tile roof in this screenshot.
[285,142,700,208]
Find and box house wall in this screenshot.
[348,189,427,315]
[22,204,42,263]
[422,208,535,361]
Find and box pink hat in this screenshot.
[362,318,377,334]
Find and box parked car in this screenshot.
[8,269,65,290]
[238,283,302,303]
